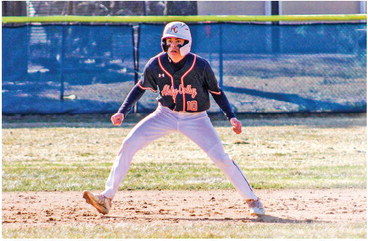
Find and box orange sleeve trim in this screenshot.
[209,90,221,95]
[138,80,157,93]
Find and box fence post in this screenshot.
[219,24,224,89]
[271,1,281,53]
[59,25,66,101]
[132,24,140,113]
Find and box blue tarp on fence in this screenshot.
[2,23,366,114]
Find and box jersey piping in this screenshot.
[180,54,197,111]
[157,55,175,102]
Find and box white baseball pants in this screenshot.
[101,104,258,201]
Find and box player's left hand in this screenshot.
[230,118,242,134]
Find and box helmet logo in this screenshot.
[170,26,178,33]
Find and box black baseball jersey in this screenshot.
[138,52,222,112]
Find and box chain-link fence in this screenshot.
[2,22,366,114]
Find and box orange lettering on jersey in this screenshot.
[161,84,197,103]
[179,85,197,98]
[161,85,179,102]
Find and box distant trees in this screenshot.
[2,1,198,16]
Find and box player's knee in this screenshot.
[122,136,136,148]
[117,135,144,156]
[206,143,232,166]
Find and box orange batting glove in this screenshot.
[111,113,124,126]
[230,118,242,134]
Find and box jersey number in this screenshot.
[186,101,198,111]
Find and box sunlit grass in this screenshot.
[3,222,366,239]
[2,118,366,191]
[2,160,366,191]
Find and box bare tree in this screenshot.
[2,1,27,16]
[164,1,198,15]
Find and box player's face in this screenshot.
[166,37,185,57]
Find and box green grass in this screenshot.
[3,222,366,239]
[2,161,366,191]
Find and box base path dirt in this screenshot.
[2,189,366,227]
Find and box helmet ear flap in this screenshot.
[179,40,191,56]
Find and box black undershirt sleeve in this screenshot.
[211,90,236,120]
[117,84,146,117]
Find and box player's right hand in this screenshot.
[111,113,124,126]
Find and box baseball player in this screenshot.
[83,22,265,216]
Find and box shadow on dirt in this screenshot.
[101,214,319,224]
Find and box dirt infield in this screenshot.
[2,189,366,226]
